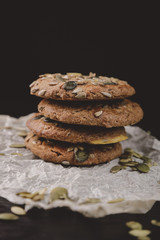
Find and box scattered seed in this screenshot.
[124,148,134,153]
[101,92,112,97]
[94,111,103,117]
[130,166,138,171]
[122,161,139,167]
[80,198,101,205]
[18,131,28,137]
[129,229,151,238]
[136,163,150,173]
[126,221,143,230]
[153,162,158,166]
[38,89,46,96]
[63,81,77,90]
[56,75,65,81]
[151,219,160,226]
[0,213,19,220]
[49,187,68,203]
[119,158,132,163]
[11,153,23,156]
[140,156,151,162]
[9,144,26,148]
[107,198,124,203]
[11,206,26,215]
[0,153,5,155]
[110,165,123,173]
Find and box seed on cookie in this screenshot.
[31,88,39,93]
[63,81,77,90]
[101,92,112,98]
[94,111,103,117]
[48,82,59,86]
[38,90,46,96]
[75,148,89,162]
[75,92,87,98]
[62,161,70,165]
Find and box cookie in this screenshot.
[25,132,122,166]
[26,113,128,144]
[30,72,135,101]
[38,99,143,128]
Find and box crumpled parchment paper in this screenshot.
[0,114,160,218]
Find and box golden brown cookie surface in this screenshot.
[25,132,122,166]
[38,99,143,128]
[30,72,135,101]
[26,113,128,144]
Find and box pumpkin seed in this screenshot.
[94,111,103,117]
[151,219,160,226]
[120,152,132,159]
[103,81,117,85]
[107,198,124,203]
[119,158,132,163]
[124,148,134,153]
[32,115,43,120]
[38,89,46,96]
[11,206,26,215]
[9,144,26,148]
[0,153,5,155]
[126,221,143,230]
[49,187,68,203]
[0,213,19,220]
[129,229,151,238]
[136,163,150,173]
[67,73,82,77]
[75,148,89,162]
[63,81,77,90]
[122,161,139,167]
[153,162,158,166]
[132,151,143,158]
[140,156,151,162]
[11,153,23,156]
[110,165,123,173]
[130,166,138,171]
[18,131,28,137]
[157,181,160,184]
[80,198,101,205]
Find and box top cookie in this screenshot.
[30,72,135,101]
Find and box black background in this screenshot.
[0,2,160,240]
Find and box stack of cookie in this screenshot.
[25,73,143,166]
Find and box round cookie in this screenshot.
[25,132,122,166]
[26,113,128,144]
[38,99,144,128]
[30,72,135,101]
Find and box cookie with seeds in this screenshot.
[25,132,122,166]
[26,113,128,144]
[30,72,135,101]
[38,99,143,128]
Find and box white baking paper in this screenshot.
[0,114,160,218]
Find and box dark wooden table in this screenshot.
[0,196,160,240]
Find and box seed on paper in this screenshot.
[11,206,26,215]
[0,213,19,220]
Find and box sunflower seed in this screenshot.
[80,198,101,205]
[11,206,26,215]
[75,148,89,162]
[110,165,123,173]
[48,81,59,86]
[67,147,74,152]
[129,229,151,238]
[9,144,26,148]
[31,88,39,93]
[151,219,160,226]
[101,92,112,97]
[0,213,19,220]
[38,89,46,96]
[29,81,36,87]
[126,221,143,230]
[32,194,44,201]
[67,73,82,77]
[49,187,68,203]
[107,198,124,203]
[75,92,87,99]
[56,75,65,81]
[94,111,103,117]
[62,161,70,166]
[136,163,150,173]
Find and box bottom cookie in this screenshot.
[25,132,122,166]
